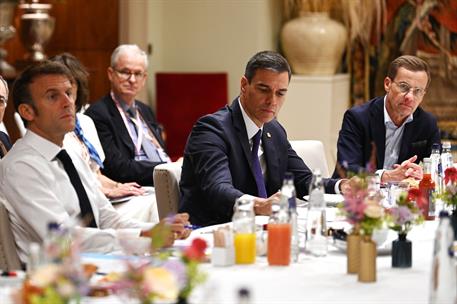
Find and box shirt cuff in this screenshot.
[375,169,385,182]
[334,180,342,194]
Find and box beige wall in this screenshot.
[120,0,282,109]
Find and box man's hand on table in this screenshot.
[382,155,423,183]
[253,192,281,215]
[140,213,192,247]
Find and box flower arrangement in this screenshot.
[339,175,384,236]
[20,263,92,304]
[386,188,424,235]
[110,238,208,303]
[440,167,457,211]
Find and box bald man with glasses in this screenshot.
[333,55,440,183]
[86,44,170,186]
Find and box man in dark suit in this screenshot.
[86,45,169,186]
[334,55,440,183]
[179,51,344,226]
[0,75,12,158]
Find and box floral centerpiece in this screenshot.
[110,238,208,304]
[386,188,424,268]
[387,188,424,235]
[339,174,384,282]
[19,263,92,304]
[439,166,457,239]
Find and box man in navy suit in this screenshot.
[0,75,12,158]
[86,45,169,186]
[334,55,440,183]
[179,51,344,226]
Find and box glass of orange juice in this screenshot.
[232,198,256,264]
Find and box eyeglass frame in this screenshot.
[391,80,426,99]
[112,68,147,81]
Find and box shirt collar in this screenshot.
[24,130,63,161]
[111,90,136,113]
[383,95,413,128]
[238,97,263,140]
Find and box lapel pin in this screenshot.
[266,132,271,138]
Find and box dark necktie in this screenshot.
[55,149,97,227]
[74,117,104,169]
[251,130,267,198]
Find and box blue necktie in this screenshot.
[251,130,267,198]
[74,118,104,169]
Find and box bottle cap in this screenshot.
[442,141,451,149]
[47,222,59,230]
[432,143,440,150]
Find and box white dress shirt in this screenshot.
[0,130,154,263]
[63,113,159,223]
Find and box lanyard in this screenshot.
[111,92,144,156]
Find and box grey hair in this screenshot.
[0,75,8,96]
[110,44,148,69]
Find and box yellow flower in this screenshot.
[364,204,383,218]
[29,264,61,288]
[143,267,179,301]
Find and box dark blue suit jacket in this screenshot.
[333,96,440,177]
[179,99,338,226]
[85,94,167,186]
[0,131,12,158]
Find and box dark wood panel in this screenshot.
[1,0,118,143]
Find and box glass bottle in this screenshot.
[267,194,291,266]
[43,222,70,264]
[281,172,299,262]
[429,211,456,304]
[419,158,435,220]
[306,169,328,256]
[441,141,453,173]
[232,198,256,264]
[430,143,442,193]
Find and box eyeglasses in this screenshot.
[113,68,146,81]
[392,81,426,98]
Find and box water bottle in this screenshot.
[267,194,291,266]
[429,211,456,304]
[43,222,70,264]
[430,143,442,193]
[306,169,327,257]
[281,172,299,262]
[441,141,453,173]
[232,198,256,264]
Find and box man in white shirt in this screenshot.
[0,61,189,263]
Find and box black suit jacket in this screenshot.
[179,99,338,226]
[0,131,12,158]
[333,96,440,177]
[85,94,166,186]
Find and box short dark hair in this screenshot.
[387,55,431,88]
[50,53,90,112]
[12,61,74,125]
[244,51,291,83]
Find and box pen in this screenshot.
[1,271,17,277]
[184,224,201,230]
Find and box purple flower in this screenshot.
[163,259,187,289]
[391,206,413,226]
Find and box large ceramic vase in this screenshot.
[358,235,376,283]
[281,12,347,75]
[346,225,360,274]
[391,233,412,268]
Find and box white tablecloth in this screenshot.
[186,220,438,304]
